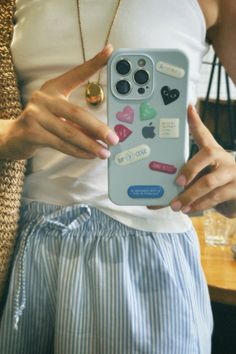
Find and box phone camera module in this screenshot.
[134,70,149,85]
[116,59,131,75]
[116,80,131,95]
[138,58,146,67]
[138,87,145,94]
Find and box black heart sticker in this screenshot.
[161,86,180,105]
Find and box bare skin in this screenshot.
[199,0,236,82]
[170,0,236,217]
[0,44,119,161]
[149,0,236,217]
[0,1,236,218]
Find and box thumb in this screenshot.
[42,44,113,96]
[188,104,218,149]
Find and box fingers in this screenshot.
[14,115,96,160]
[42,44,113,96]
[146,206,166,210]
[44,95,119,145]
[169,105,236,214]
[7,45,115,160]
[175,145,225,187]
[20,103,116,160]
[21,90,119,159]
[183,181,236,214]
[188,105,219,148]
[40,129,97,160]
[39,108,112,159]
[171,163,235,213]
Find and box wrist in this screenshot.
[0,119,15,159]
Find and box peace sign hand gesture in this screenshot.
[170,105,236,218]
[0,44,119,160]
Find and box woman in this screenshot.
[0,0,236,353]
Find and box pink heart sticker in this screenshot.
[114,124,133,142]
[116,106,134,124]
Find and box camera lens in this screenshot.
[116,60,131,75]
[116,80,131,95]
[134,70,149,85]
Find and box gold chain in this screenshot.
[76,0,121,84]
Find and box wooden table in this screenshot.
[191,216,236,305]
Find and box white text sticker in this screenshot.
[156,61,185,79]
[159,118,179,138]
[115,144,150,166]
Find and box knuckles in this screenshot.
[203,145,216,160]
[20,102,42,142]
[61,122,78,141]
[210,190,223,204]
[23,103,40,120]
[69,104,82,118]
[30,90,45,104]
[202,174,218,190]
[40,78,58,93]
[95,121,109,140]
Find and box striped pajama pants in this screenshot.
[0,202,213,354]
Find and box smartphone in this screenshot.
[107,49,189,206]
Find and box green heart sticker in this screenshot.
[140,102,157,121]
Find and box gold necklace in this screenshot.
[76,0,121,107]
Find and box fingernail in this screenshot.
[191,104,197,113]
[181,205,191,214]
[171,200,182,212]
[176,175,187,186]
[98,148,111,159]
[106,131,119,145]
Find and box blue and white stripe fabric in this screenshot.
[0,202,213,354]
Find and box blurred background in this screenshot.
[195,47,236,153]
[193,48,236,354]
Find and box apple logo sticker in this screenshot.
[142,123,156,139]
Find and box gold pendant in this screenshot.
[85,82,104,107]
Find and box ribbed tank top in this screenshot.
[11,0,209,232]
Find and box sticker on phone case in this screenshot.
[149,161,177,174]
[140,102,157,121]
[114,124,132,142]
[156,61,185,79]
[116,106,134,124]
[159,118,179,138]
[142,123,156,139]
[115,144,150,166]
[161,86,180,105]
[127,185,164,199]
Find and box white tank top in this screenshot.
[11,0,209,232]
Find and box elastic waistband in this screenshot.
[19,201,148,236]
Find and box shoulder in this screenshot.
[198,0,236,29]
[204,0,236,42]
[198,0,236,31]
[198,0,219,30]
[203,0,236,84]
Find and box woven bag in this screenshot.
[0,0,26,303]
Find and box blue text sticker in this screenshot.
[127,185,164,199]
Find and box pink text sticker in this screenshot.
[149,161,177,174]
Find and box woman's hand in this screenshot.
[170,105,236,218]
[0,44,119,160]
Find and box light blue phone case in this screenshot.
[107,49,189,205]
